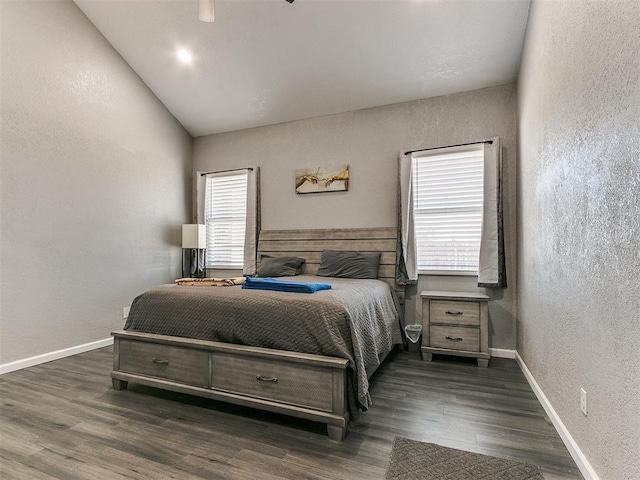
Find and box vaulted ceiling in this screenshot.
[75,0,530,137]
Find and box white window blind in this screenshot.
[204,171,248,269]
[412,146,484,273]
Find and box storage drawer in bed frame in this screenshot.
[118,339,210,387]
[111,330,350,441]
[210,351,334,412]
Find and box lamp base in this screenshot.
[182,249,206,278]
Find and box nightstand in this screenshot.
[420,291,490,367]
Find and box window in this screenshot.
[412,146,484,274]
[204,171,248,269]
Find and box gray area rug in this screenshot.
[385,437,545,479]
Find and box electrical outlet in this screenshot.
[123,306,130,319]
[580,388,588,416]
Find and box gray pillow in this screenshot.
[257,256,305,277]
[316,250,381,279]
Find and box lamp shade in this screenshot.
[182,224,206,249]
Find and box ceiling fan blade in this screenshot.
[199,0,215,22]
[199,0,291,24]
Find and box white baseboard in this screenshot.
[489,347,516,359]
[515,351,600,480]
[0,337,113,375]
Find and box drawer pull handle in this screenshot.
[256,375,278,383]
[152,358,169,365]
[445,336,463,342]
[445,310,464,316]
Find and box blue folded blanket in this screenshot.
[242,276,332,294]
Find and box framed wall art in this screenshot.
[295,164,349,194]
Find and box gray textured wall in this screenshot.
[517,1,640,478]
[193,85,518,349]
[0,1,192,364]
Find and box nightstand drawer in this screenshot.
[430,300,480,326]
[430,325,480,352]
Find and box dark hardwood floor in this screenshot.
[0,347,582,479]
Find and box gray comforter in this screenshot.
[124,275,402,416]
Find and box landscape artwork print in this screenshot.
[295,164,349,194]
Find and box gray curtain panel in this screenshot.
[478,136,507,288]
[396,152,418,286]
[243,167,260,276]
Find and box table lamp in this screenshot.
[182,224,206,278]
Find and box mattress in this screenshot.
[124,275,402,415]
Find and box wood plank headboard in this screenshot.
[257,227,402,300]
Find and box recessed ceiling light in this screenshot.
[177,49,192,64]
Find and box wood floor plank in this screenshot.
[71,443,205,480]
[0,457,59,480]
[0,347,583,479]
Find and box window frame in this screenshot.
[203,170,248,270]
[412,144,485,276]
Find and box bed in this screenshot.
[111,228,403,441]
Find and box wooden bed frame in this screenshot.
[111,227,399,441]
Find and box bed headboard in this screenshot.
[257,227,403,301]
